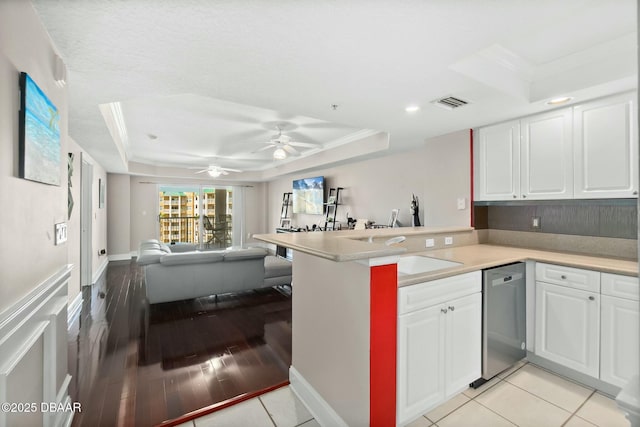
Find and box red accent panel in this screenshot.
[470,128,475,228]
[370,264,398,427]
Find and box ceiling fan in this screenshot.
[255,126,320,159]
[193,165,242,177]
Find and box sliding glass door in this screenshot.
[157,185,237,248]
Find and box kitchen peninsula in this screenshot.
[253,227,638,427]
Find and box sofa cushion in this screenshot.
[160,251,225,266]
[223,248,268,261]
[264,256,292,279]
[137,248,166,265]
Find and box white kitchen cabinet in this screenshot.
[397,304,444,423]
[574,92,638,198]
[475,92,638,201]
[535,281,600,377]
[397,273,481,425]
[600,295,639,388]
[600,272,639,389]
[520,108,573,199]
[444,292,482,396]
[476,120,520,201]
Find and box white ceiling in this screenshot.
[31,0,637,181]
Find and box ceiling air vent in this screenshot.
[432,96,470,111]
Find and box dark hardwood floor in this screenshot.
[68,260,292,427]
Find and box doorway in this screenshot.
[80,158,93,287]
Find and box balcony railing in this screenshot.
[158,216,232,247]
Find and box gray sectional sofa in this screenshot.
[137,240,291,304]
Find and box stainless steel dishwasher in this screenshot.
[471,262,526,388]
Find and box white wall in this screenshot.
[267,130,472,231]
[107,173,131,258]
[0,1,69,313]
[67,138,108,297]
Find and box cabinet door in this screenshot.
[397,305,445,424]
[535,282,600,377]
[445,292,481,397]
[521,108,573,199]
[476,120,521,201]
[601,295,639,388]
[574,92,638,198]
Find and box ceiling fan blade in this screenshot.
[288,141,320,148]
[194,169,209,174]
[283,145,299,155]
[252,145,275,154]
[221,168,242,173]
[221,170,229,175]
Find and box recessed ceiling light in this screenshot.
[405,105,420,113]
[546,96,573,106]
[273,148,287,160]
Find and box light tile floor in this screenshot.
[180,362,630,427]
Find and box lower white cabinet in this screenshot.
[535,281,600,378]
[397,273,481,426]
[535,263,639,390]
[601,295,639,388]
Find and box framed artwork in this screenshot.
[19,73,61,186]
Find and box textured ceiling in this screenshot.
[31,0,637,180]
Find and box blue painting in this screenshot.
[21,73,60,185]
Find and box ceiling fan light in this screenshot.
[273,148,287,160]
[208,169,222,178]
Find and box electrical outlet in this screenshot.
[532,216,541,229]
[457,197,466,210]
[425,238,435,248]
[444,236,453,245]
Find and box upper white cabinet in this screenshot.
[521,108,573,199]
[573,92,638,198]
[476,92,637,201]
[476,120,520,201]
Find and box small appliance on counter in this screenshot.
[471,262,526,388]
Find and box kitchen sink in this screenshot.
[397,255,462,276]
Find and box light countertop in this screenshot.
[253,226,473,262]
[396,244,638,287]
[253,228,637,284]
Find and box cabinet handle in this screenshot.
[634,191,638,196]
[448,306,455,311]
[513,195,517,199]
[522,194,527,198]
[589,296,595,301]
[441,308,448,314]
[560,275,567,280]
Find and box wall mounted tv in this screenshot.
[292,176,324,215]
[19,72,61,186]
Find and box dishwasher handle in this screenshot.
[490,272,524,286]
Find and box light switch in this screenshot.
[444,236,453,245]
[457,197,466,210]
[425,238,435,248]
[55,222,67,245]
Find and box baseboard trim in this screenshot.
[289,366,348,427]
[108,253,132,262]
[67,292,83,329]
[92,258,109,284]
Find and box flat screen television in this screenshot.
[19,72,61,186]
[292,176,324,214]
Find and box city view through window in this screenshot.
[158,186,233,247]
